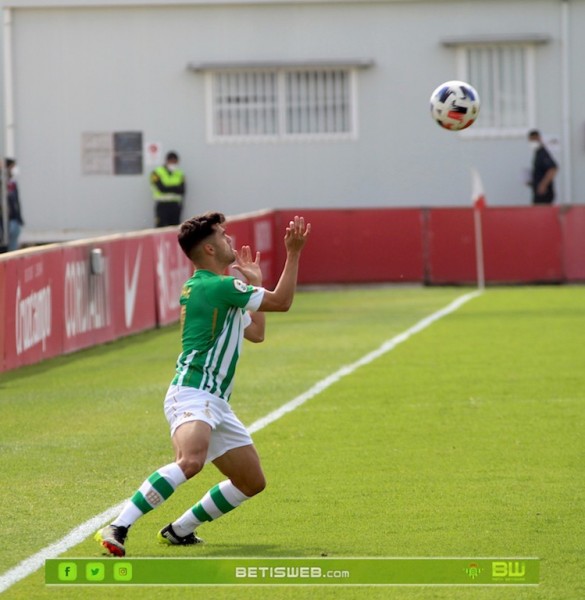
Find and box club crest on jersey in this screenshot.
[233,278,248,293]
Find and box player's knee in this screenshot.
[178,456,205,479]
[253,475,267,496]
[239,473,266,497]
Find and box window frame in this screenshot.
[204,67,359,144]
[455,42,537,139]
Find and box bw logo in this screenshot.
[492,561,526,579]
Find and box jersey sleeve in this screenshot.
[247,287,265,311]
[218,276,265,311]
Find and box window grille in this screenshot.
[208,68,356,142]
[457,44,535,136]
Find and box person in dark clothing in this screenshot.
[150,151,186,227]
[0,158,24,252]
[527,130,558,205]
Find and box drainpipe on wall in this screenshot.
[2,7,15,245]
[3,7,15,157]
[560,0,573,204]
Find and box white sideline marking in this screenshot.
[0,290,481,594]
[0,503,126,594]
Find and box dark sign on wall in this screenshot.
[81,131,143,175]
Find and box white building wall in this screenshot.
[3,0,585,235]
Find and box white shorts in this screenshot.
[163,385,253,464]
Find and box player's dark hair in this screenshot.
[166,151,179,162]
[178,212,225,259]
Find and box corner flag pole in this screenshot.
[471,167,486,290]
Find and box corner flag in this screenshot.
[471,167,487,211]
[471,168,486,289]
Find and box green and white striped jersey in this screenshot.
[172,270,264,401]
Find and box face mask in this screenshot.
[529,141,540,152]
[167,163,178,172]
[10,166,19,179]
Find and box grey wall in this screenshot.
[7,0,585,234]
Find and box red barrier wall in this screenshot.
[427,206,564,284]
[1,206,584,374]
[62,236,157,353]
[152,230,193,326]
[274,209,425,284]
[3,247,65,370]
[482,207,563,283]
[427,208,476,284]
[109,236,157,336]
[251,214,278,289]
[62,242,116,353]
[0,260,6,371]
[562,206,585,281]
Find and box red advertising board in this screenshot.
[562,205,585,281]
[2,247,65,370]
[61,241,117,354]
[427,208,477,284]
[0,259,6,371]
[251,214,277,289]
[152,230,193,326]
[427,206,563,284]
[481,207,563,283]
[0,205,583,375]
[108,235,157,336]
[276,208,425,284]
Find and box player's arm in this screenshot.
[244,311,265,343]
[258,216,311,312]
[232,216,311,312]
[231,245,265,342]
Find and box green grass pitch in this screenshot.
[0,285,583,599]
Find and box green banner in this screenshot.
[45,557,539,586]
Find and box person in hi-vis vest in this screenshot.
[151,151,186,227]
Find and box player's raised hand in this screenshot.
[284,216,311,254]
[232,245,263,286]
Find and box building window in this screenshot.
[207,68,356,142]
[456,44,535,136]
[285,70,351,135]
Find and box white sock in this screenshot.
[172,480,250,537]
[112,462,187,528]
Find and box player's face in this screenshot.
[211,224,236,264]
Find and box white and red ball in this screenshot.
[430,80,480,131]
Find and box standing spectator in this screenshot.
[150,151,186,227]
[527,130,558,205]
[0,158,24,252]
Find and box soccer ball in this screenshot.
[430,80,480,131]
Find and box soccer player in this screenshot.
[96,212,310,556]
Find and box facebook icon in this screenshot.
[57,562,77,581]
